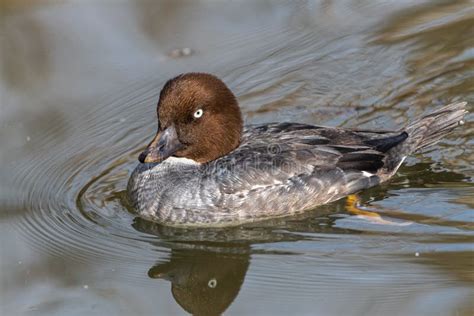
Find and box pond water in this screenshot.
[1,1,473,315]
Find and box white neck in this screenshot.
[165,156,201,165]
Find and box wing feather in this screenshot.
[211,123,407,196]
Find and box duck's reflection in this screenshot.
[133,217,252,315]
[130,197,357,314]
[148,248,249,316]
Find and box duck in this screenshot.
[127,73,467,227]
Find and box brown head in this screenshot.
[138,73,243,164]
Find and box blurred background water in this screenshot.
[0,1,473,315]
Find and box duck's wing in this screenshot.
[211,123,408,196]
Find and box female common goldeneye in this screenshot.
[127,73,467,227]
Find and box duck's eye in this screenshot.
[194,109,204,119]
[208,278,217,288]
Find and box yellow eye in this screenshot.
[194,109,204,118]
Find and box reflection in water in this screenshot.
[148,248,249,316]
[134,217,251,315]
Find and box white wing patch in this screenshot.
[361,171,374,177]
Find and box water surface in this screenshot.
[1,1,473,315]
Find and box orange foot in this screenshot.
[345,194,412,226]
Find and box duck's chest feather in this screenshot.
[126,123,401,227]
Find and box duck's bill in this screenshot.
[138,125,184,163]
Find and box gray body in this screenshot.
[127,102,467,227]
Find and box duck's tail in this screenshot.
[380,102,468,179]
[403,101,468,153]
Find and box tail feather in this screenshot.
[403,101,468,153]
[380,102,467,180]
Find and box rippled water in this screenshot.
[1,1,473,315]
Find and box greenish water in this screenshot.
[1,1,473,315]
